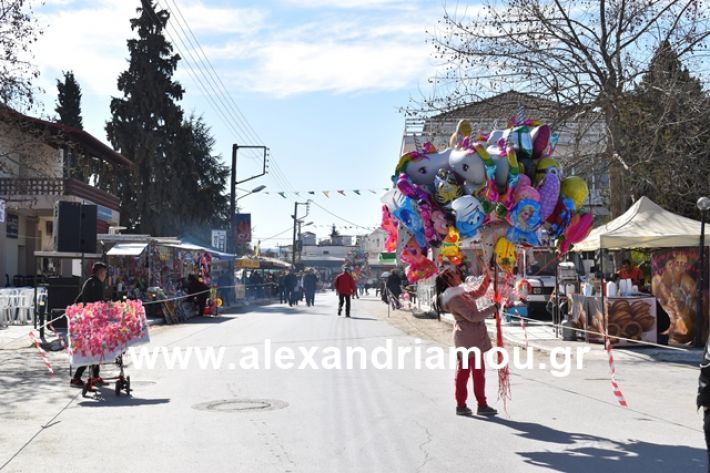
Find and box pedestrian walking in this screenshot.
[188,274,210,316]
[284,270,298,307]
[303,268,318,307]
[333,266,356,317]
[386,269,404,309]
[436,267,498,417]
[70,262,108,388]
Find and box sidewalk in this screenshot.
[437,311,703,366]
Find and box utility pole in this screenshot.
[291,201,310,268]
[230,144,268,254]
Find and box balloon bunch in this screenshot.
[381,117,593,282]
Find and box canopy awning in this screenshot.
[575,196,709,251]
[163,242,235,259]
[106,243,148,256]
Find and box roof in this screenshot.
[0,105,132,168]
[429,91,563,123]
[106,243,148,256]
[574,196,709,251]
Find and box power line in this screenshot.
[159,0,297,193]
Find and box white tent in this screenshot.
[575,196,708,251]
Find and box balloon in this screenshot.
[560,176,589,211]
[391,195,426,247]
[479,221,509,265]
[537,169,561,221]
[396,174,439,246]
[449,147,486,190]
[438,227,463,266]
[431,209,453,237]
[381,205,398,252]
[433,169,463,206]
[506,198,541,246]
[449,119,473,148]
[534,157,561,186]
[513,182,541,203]
[400,236,438,283]
[559,212,593,254]
[451,195,485,239]
[495,236,517,274]
[216,298,223,308]
[508,126,533,159]
[530,124,551,160]
[394,145,451,186]
[547,197,576,238]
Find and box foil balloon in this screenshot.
[449,147,486,191]
[381,205,398,252]
[512,182,541,203]
[547,197,576,238]
[559,212,593,254]
[495,236,517,274]
[506,198,541,246]
[397,173,439,246]
[391,195,426,247]
[560,176,589,211]
[530,124,551,160]
[431,209,453,237]
[479,221,509,266]
[438,227,463,266]
[451,195,486,239]
[534,157,561,186]
[536,158,561,221]
[394,144,451,186]
[433,169,463,206]
[449,119,473,148]
[400,237,438,283]
[508,126,533,159]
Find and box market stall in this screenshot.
[574,197,708,345]
[235,256,292,301]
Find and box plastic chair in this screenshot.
[0,290,12,326]
[15,288,35,325]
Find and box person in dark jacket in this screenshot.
[283,270,298,306]
[70,262,108,388]
[188,274,210,316]
[698,337,710,472]
[303,269,318,307]
[386,270,404,309]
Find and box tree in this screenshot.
[170,115,229,240]
[428,0,710,217]
[106,0,184,235]
[0,1,41,109]
[618,41,710,218]
[55,71,83,129]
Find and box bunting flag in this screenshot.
[263,188,389,198]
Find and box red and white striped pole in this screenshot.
[604,335,628,408]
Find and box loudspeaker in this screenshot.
[53,202,97,253]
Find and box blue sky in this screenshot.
[32,0,450,247]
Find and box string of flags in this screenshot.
[263,188,389,199]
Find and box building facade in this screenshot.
[0,106,131,281]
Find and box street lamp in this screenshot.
[236,185,266,203]
[695,196,710,347]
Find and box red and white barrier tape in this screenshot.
[28,330,54,375]
[604,335,628,408]
[520,319,529,349]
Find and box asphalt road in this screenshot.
[0,293,706,472]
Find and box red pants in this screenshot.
[455,354,486,408]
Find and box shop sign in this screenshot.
[211,230,227,252]
[236,258,260,269]
[234,213,252,244]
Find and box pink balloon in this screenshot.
[559,213,593,254]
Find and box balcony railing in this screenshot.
[0,177,120,211]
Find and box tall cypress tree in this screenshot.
[55,71,83,129]
[106,0,184,235]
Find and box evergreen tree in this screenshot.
[55,71,83,129]
[106,0,184,235]
[618,41,710,218]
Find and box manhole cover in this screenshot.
[193,399,288,413]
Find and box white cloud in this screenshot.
[281,0,411,9]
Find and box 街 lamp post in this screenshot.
[291,201,310,268]
[230,145,268,255]
[695,196,710,348]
